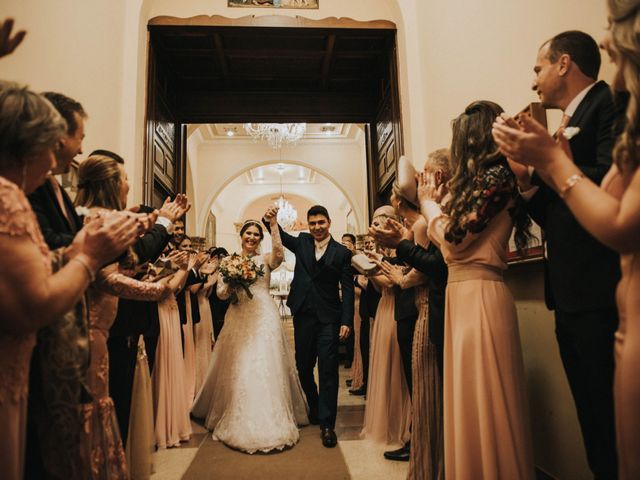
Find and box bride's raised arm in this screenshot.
[264,207,284,270]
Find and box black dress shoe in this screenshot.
[321,427,337,448]
[383,443,410,461]
[349,386,366,396]
[346,379,352,387]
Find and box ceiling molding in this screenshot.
[148,15,397,30]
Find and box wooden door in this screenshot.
[145,40,185,209]
[367,39,403,215]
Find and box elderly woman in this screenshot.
[493,2,640,477]
[0,82,139,479]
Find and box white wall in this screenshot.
[414,0,613,153]
[2,1,616,477]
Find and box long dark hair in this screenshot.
[444,100,532,251]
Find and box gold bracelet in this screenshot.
[558,173,584,199]
[71,257,96,283]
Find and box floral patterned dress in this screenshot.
[81,220,169,479]
[0,177,51,480]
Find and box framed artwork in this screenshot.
[228,0,319,9]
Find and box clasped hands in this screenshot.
[491,112,574,186]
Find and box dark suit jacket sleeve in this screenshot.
[395,240,447,283]
[525,183,550,229]
[340,249,355,328]
[28,186,75,248]
[133,224,170,263]
[263,219,299,253]
[578,91,616,184]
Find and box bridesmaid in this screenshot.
[360,206,411,447]
[75,154,192,478]
[493,2,640,476]
[0,83,138,480]
[419,100,534,479]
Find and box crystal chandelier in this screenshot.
[244,123,307,150]
[274,163,298,231]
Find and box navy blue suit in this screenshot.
[271,224,354,428]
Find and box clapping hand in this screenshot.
[199,257,219,275]
[374,259,405,286]
[158,194,191,223]
[417,171,445,205]
[492,113,570,174]
[368,218,410,249]
[192,252,210,271]
[0,19,26,59]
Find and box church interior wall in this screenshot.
[0,1,614,477]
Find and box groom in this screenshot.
[264,205,354,448]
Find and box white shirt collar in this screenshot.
[315,235,331,249]
[564,82,596,118]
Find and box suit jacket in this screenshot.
[28,178,83,249]
[387,257,418,322]
[110,211,172,338]
[274,225,354,327]
[395,239,447,335]
[527,81,622,312]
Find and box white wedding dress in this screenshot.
[191,227,309,453]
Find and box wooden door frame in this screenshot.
[144,15,403,223]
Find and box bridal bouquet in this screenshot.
[219,253,265,303]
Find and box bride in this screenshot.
[192,207,309,453]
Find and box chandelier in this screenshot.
[274,163,298,231]
[244,123,307,150]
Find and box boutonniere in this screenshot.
[562,126,581,140]
[75,206,90,217]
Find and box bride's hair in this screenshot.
[240,220,264,240]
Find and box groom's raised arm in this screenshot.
[262,218,299,253]
[339,250,355,328]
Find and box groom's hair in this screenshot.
[307,205,330,220]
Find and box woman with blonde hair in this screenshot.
[493,2,640,477]
[75,154,193,478]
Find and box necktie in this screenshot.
[554,113,571,139]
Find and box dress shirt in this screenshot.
[314,235,331,260]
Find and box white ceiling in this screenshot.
[192,123,362,143]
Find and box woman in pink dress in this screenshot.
[75,154,193,478]
[0,82,139,479]
[420,100,535,479]
[493,4,640,476]
[360,207,412,447]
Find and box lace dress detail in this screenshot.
[192,225,309,453]
[82,263,168,479]
[0,177,51,406]
[0,177,52,480]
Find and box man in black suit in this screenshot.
[25,92,89,479]
[513,31,623,479]
[265,205,354,448]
